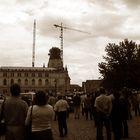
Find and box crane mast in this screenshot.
[54,23,90,65]
[32,19,36,67]
[60,23,63,64]
[54,23,64,65]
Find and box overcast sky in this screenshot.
[0,0,140,86]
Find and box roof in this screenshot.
[0,66,56,71]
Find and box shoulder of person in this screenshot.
[95,95,101,100]
[64,99,68,102]
[46,104,54,109]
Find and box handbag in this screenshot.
[26,105,33,140]
[0,99,6,136]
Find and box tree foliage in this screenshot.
[49,47,61,59]
[98,39,140,90]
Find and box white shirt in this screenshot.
[94,94,112,114]
[54,99,69,112]
[25,104,54,132]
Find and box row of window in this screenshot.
[2,89,47,95]
[3,79,49,86]
[3,72,49,77]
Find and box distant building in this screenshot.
[0,47,70,96]
[70,84,82,93]
[82,80,102,94]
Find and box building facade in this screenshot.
[82,80,102,94]
[0,47,70,96]
[70,84,82,93]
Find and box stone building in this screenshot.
[70,84,82,93]
[82,80,102,94]
[0,47,70,96]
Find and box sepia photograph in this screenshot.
[0,0,140,140]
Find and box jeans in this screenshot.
[57,111,68,136]
[96,112,111,140]
[121,119,128,138]
[32,129,53,140]
[74,106,80,119]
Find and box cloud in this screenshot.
[16,0,30,4]
[121,0,140,9]
[80,12,127,40]
[35,15,91,46]
[16,0,48,17]
[87,0,119,11]
[0,0,140,85]
[34,11,122,45]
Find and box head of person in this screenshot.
[87,94,90,98]
[121,87,129,98]
[113,90,120,99]
[10,83,21,97]
[57,93,63,100]
[99,87,106,95]
[57,92,63,100]
[34,90,48,106]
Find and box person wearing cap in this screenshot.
[54,94,69,137]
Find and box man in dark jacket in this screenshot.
[111,91,122,140]
[120,88,129,138]
[4,83,28,140]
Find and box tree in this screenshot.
[98,39,140,90]
[49,47,61,59]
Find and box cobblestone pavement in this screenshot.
[1,113,140,140]
[52,113,96,140]
[52,113,140,140]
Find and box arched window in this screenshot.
[25,79,28,85]
[18,79,21,85]
[3,79,7,85]
[45,79,49,86]
[38,79,42,86]
[11,79,14,85]
[32,79,35,85]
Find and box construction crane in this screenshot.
[32,19,36,67]
[54,23,90,65]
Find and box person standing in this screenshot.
[54,94,69,137]
[111,91,122,140]
[73,94,81,119]
[48,94,57,120]
[25,90,54,140]
[120,88,129,138]
[3,83,28,140]
[94,87,112,140]
[80,93,86,116]
[84,94,93,120]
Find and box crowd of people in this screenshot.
[67,87,139,140]
[0,83,140,140]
